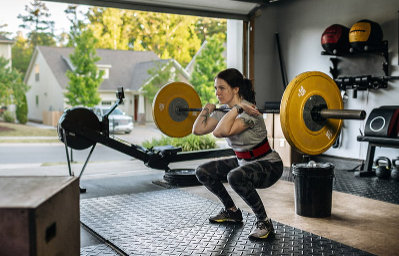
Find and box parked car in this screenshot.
[0,106,7,115]
[92,106,133,134]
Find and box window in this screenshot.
[35,64,40,81]
[97,64,112,79]
[101,101,112,105]
[35,95,39,106]
[98,68,109,79]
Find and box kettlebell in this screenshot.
[391,158,399,181]
[374,157,391,179]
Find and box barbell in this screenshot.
[152,71,366,155]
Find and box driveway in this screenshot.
[117,122,164,145]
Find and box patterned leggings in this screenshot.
[195,156,283,220]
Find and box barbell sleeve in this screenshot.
[319,109,366,120]
[178,107,366,120]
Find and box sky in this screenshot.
[0,0,86,38]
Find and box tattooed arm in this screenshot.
[213,105,248,137]
[192,103,219,135]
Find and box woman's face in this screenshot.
[214,78,239,105]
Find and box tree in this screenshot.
[16,94,28,124]
[17,0,56,48]
[0,56,29,109]
[12,32,33,75]
[128,11,201,67]
[64,29,104,107]
[194,18,227,42]
[0,24,11,37]
[141,61,177,103]
[15,0,56,76]
[63,5,87,47]
[87,7,130,50]
[190,36,226,104]
[80,7,227,67]
[85,8,203,67]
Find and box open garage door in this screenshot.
[44,0,267,20]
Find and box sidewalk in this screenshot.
[1,121,228,147]
[26,121,57,129]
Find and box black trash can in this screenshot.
[292,161,334,217]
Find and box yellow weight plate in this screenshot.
[280,71,343,155]
[152,82,202,138]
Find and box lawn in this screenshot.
[0,121,57,137]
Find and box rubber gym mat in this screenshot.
[80,244,118,256]
[80,189,373,256]
[281,167,399,205]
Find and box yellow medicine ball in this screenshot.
[349,19,383,50]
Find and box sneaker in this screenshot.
[248,219,274,239]
[209,208,243,223]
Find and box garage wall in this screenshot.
[254,0,399,160]
[227,19,243,72]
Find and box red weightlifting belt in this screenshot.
[234,137,271,160]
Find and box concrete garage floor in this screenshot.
[2,156,399,256]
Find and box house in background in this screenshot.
[0,35,14,68]
[0,35,15,115]
[24,46,190,125]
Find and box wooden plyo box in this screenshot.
[0,176,80,256]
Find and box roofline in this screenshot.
[139,59,190,91]
[0,39,15,44]
[171,59,190,79]
[185,39,208,71]
[24,47,39,83]
[61,55,75,71]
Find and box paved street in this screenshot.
[0,122,226,175]
[0,123,164,165]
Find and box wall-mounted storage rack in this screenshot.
[321,40,399,98]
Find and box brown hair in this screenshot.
[215,68,256,104]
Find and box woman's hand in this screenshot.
[240,102,260,116]
[203,103,216,114]
[192,103,218,135]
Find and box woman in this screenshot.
[192,68,283,240]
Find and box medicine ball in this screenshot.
[321,24,350,55]
[349,19,383,51]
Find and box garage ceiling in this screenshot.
[45,0,271,20]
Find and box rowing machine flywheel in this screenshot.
[57,107,101,150]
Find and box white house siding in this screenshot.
[145,98,153,123]
[26,51,65,122]
[119,91,135,118]
[0,42,12,68]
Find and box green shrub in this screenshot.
[142,134,217,151]
[3,110,15,123]
[16,94,28,124]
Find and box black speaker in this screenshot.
[365,106,399,137]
